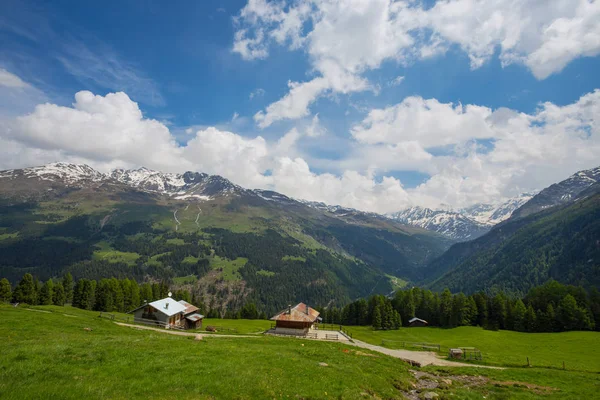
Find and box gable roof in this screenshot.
[409,317,428,323]
[185,313,204,322]
[148,297,187,317]
[270,303,320,323]
[178,300,199,315]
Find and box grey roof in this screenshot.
[185,313,204,322]
[409,317,428,323]
[148,297,186,317]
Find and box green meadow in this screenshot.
[1,305,599,399]
[346,325,600,372]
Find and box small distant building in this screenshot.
[408,317,428,327]
[178,299,204,330]
[270,303,321,336]
[129,296,203,330]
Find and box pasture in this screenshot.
[346,325,600,372]
[1,305,599,399]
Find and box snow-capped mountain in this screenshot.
[387,194,535,241]
[460,193,535,225]
[511,166,600,219]
[0,162,105,184]
[0,163,246,201]
[386,206,489,241]
[110,167,243,198]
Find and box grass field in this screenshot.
[92,241,140,265]
[209,256,247,281]
[346,325,600,373]
[1,305,599,399]
[200,318,272,334]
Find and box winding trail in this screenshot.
[195,205,202,227]
[347,339,502,369]
[115,322,501,369]
[115,322,254,338]
[173,209,181,231]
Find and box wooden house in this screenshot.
[408,317,428,327]
[129,296,202,330]
[270,303,320,336]
[178,300,204,329]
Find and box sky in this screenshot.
[1,0,599,213]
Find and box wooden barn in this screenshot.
[129,296,203,330]
[270,303,320,336]
[408,317,428,327]
[178,300,204,329]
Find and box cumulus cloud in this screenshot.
[2,87,599,214]
[235,0,600,125]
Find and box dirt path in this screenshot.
[347,339,503,369]
[115,323,501,369]
[115,322,255,338]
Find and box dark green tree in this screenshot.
[524,305,537,332]
[512,299,527,332]
[52,282,66,306]
[63,272,74,304]
[372,304,382,330]
[13,273,37,304]
[240,302,259,319]
[39,279,54,305]
[0,278,12,302]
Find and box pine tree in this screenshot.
[62,273,74,304]
[557,294,579,331]
[0,278,12,302]
[140,283,153,304]
[372,305,382,330]
[39,279,54,305]
[512,299,527,331]
[439,289,453,327]
[524,305,537,332]
[13,273,37,304]
[52,282,66,306]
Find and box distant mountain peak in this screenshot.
[511,165,600,219]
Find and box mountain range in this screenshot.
[0,163,451,313]
[386,193,534,241]
[1,162,599,309]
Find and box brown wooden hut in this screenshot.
[270,303,320,336]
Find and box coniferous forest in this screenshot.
[3,273,597,333]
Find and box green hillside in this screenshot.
[0,183,450,313]
[1,304,599,399]
[425,192,600,294]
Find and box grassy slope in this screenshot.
[1,305,413,400]
[1,305,599,399]
[346,326,600,372]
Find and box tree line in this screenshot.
[1,272,268,320]
[318,280,599,332]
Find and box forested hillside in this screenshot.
[0,164,450,313]
[425,191,600,295]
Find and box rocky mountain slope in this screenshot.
[0,163,451,313]
[424,166,600,294]
[511,166,600,219]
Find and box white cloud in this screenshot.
[2,88,600,214]
[232,112,239,121]
[235,0,600,125]
[388,76,405,87]
[254,77,329,128]
[0,69,30,88]
[249,88,266,99]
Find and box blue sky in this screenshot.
[1,0,599,212]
